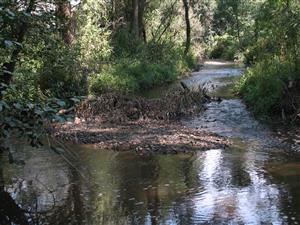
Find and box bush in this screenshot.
[235,57,295,115]
[89,60,180,95]
[209,34,239,60]
[112,27,142,58]
[243,38,278,66]
[4,41,86,101]
[38,45,86,98]
[88,42,197,96]
[89,65,139,95]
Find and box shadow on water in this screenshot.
[2,61,300,225]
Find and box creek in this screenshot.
[1,61,300,225]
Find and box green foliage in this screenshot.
[236,57,295,115]
[74,0,198,95]
[89,64,139,94]
[243,38,275,66]
[184,52,198,69]
[88,24,197,94]
[0,84,72,146]
[206,0,267,61]
[111,27,142,58]
[209,34,239,60]
[235,0,300,117]
[77,0,112,69]
[0,0,201,150]
[88,50,195,95]
[38,45,86,98]
[2,0,298,128]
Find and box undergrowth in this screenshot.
[235,57,298,116]
[88,39,197,95]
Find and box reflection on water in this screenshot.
[2,61,300,225]
[2,145,300,224]
[188,149,284,224]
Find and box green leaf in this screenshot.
[53,115,65,122]
[70,97,81,103]
[0,101,9,111]
[7,119,16,127]
[4,40,13,49]
[34,108,43,115]
[5,9,15,18]
[56,99,66,107]
[13,103,22,110]
[22,12,31,17]
[43,106,56,113]
[13,41,22,48]
[27,103,34,109]
[2,70,13,76]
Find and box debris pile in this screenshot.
[76,88,208,123]
[54,88,230,154]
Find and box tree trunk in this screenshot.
[183,0,191,55]
[233,2,241,48]
[132,0,139,39]
[57,0,74,46]
[138,0,146,42]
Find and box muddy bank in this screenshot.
[54,90,230,154]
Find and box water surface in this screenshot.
[2,61,300,225]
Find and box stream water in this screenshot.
[2,61,300,225]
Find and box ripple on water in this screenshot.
[182,99,283,151]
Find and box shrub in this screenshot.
[88,42,197,95]
[6,41,86,101]
[184,52,198,70]
[88,60,179,95]
[111,27,142,58]
[89,67,139,95]
[236,57,295,115]
[38,45,86,98]
[209,34,239,60]
[243,38,278,66]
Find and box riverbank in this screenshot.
[54,89,230,154]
